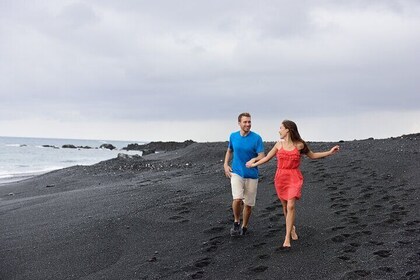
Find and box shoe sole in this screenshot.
[230,229,240,236]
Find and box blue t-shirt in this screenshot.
[228,131,264,179]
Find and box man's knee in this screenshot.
[232,199,243,208]
[244,204,252,212]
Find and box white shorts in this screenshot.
[231,173,258,207]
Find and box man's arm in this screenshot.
[223,148,233,178]
[247,136,265,165]
[255,152,265,161]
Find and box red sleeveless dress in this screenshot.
[274,147,303,201]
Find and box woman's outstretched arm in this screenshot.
[306,145,340,159]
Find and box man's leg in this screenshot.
[242,204,252,228]
[230,174,244,236]
[232,199,242,223]
[241,178,258,233]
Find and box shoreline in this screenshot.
[0,172,48,186]
[1,137,419,279]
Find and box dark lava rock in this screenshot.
[123,140,195,152]
[100,144,116,150]
[62,144,77,149]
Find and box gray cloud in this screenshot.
[1,0,419,140]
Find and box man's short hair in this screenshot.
[238,112,251,122]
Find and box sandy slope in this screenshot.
[1,136,419,279]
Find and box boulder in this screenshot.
[141,149,155,156]
[117,153,142,160]
[42,145,59,149]
[62,144,77,149]
[100,144,116,150]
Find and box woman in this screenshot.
[246,120,339,249]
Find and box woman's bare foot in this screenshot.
[282,242,291,248]
[291,225,298,240]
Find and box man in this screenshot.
[224,112,265,236]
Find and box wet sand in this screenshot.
[1,135,419,279]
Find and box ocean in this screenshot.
[0,136,144,185]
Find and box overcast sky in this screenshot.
[1,0,419,142]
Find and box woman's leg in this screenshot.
[281,198,298,240]
[283,198,296,247]
[280,198,287,217]
[291,225,298,240]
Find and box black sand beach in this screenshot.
[1,135,419,280]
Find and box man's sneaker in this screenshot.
[240,227,248,236]
[230,222,241,236]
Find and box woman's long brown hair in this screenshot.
[282,120,309,154]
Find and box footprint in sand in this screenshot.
[367,240,384,246]
[404,270,419,278]
[379,218,399,225]
[373,249,392,258]
[341,244,358,254]
[336,198,350,203]
[359,186,375,193]
[357,209,367,214]
[342,269,371,279]
[337,255,352,261]
[329,196,342,202]
[327,186,338,191]
[258,212,270,218]
[264,205,278,211]
[329,226,345,232]
[269,215,281,222]
[173,205,189,211]
[397,240,412,246]
[182,257,212,278]
[406,252,420,266]
[203,226,225,234]
[253,242,267,248]
[248,265,268,273]
[331,234,350,243]
[189,271,204,279]
[330,203,350,209]
[201,236,223,253]
[168,215,184,220]
[358,193,373,199]
[340,216,359,226]
[264,229,279,238]
[377,266,394,273]
[167,214,190,223]
[258,254,270,260]
[193,257,212,268]
[351,224,368,230]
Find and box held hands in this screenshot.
[245,159,256,168]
